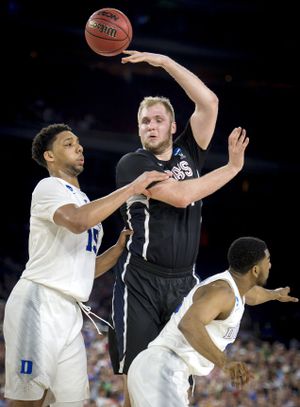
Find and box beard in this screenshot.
[143,133,173,156]
[67,163,84,177]
[256,273,268,287]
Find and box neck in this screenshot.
[229,270,254,297]
[154,145,173,161]
[49,169,80,189]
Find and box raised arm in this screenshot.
[53,171,170,233]
[122,51,218,149]
[245,286,298,305]
[148,127,249,207]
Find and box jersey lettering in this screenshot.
[86,228,99,254]
[171,161,193,180]
[223,324,240,340]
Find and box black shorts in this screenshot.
[109,251,199,374]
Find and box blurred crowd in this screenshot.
[1,297,300,407]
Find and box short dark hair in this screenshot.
[227,237,268,274]
[32,123,72,168]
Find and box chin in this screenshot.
[74,166,84,176]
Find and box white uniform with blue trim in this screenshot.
[127,270,245,407]
[4,177,103,404]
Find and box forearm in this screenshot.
[61,185,134,233]
[245,286,278,305]
[95,245,124,278]
[151,163,239,207]
[161,57,217,107]
[179,322,227,369]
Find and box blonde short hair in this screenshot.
[137,96,175,123]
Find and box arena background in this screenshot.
[0,0,299,394]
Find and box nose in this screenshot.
[77,143,83,153]
[148,119,156,129]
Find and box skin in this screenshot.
[45,130,170,233]
[178,249,298,389]
[144,118,249,207]
[120,50,240,407]
[122,55,249,209]
[7,131,170,407]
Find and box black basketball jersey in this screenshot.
[116,121,209,270]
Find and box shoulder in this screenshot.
[194,280,235,305]
[32,177,69,200]
[117,150,157,172]
[33,177,58,193]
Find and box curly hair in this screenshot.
[32,123,71,168]
[227,237,268,274]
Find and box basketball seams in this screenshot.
[85,18,131,41]
[85,8,132,56]
[85,30,130,43]
[87,41,129,57]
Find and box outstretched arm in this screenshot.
[94,229,131,278]
[53,171,170,233]
[245,286,299,305]
[147,127,249,207]
[122,50,218,149]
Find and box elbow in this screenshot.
[68,223,87,234]
[171,196,190,208]
[178,320,186,334]
[209,92,219,109]
[66,217,90,234]
[73,224,88,234]
[213,93,219,106]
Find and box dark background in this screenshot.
[0,0,299,343]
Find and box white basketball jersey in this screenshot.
[21,177,103,302]
[149,270,245,376]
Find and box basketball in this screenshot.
[85,8,132,57]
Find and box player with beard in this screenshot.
[108,51,249,406]
[3,123,169,407]
[127,237,298,406]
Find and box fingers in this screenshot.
[275,287,299,302]
[280,295,299,303]
[229,127,249,150]
[147,170,171,181]
[122,50,137,55]
[231,365,251,388]
[121,50,141,64]
[121,229,133,236]
[225,362,252,388]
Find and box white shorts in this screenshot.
[127,346,190,407]
[3,278,89,403]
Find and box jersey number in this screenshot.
[86,228,99,254]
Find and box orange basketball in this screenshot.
[85,8,132,57]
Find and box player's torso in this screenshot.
[123,147,202,269]
[22,177,103,301]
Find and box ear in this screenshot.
[171,121,177,135]
[251,265,259,279]
[44,150,54,164]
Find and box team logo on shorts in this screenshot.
[20,359,33,374]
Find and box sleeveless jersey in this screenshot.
[21,177,103,302]
[149,270,245,376]
[116,122,208,269]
